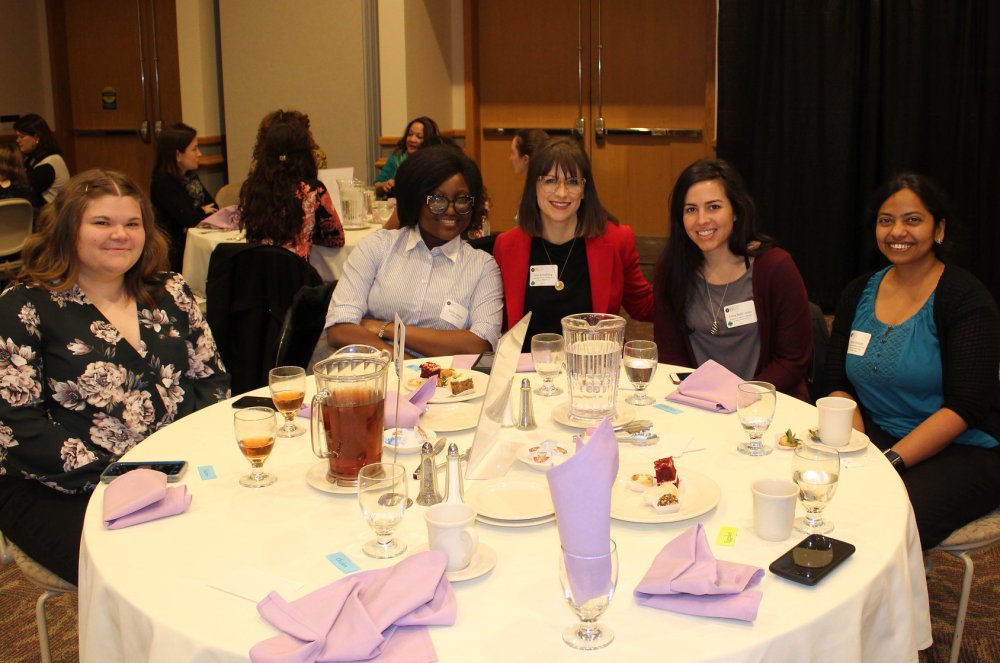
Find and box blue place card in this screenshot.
[654,403,683,415]
[197,465,217,480]
[326,552,360,574]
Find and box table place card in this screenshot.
[197,465,217,480]
[717,526,739,547]
[326,552,361,574]
[655,403,684,415]
[208,565,303,602]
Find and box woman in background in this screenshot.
[13,114,69,205]
[238,120,344,260]
[374,116,440,198]
[0,143,38,205]
[509,128,550,175]
[150,123,218,271]
[492,137,653,348]
[250,109,327,171]
[653,158,812,399]
[825,172,1000,549]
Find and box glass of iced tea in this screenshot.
[269,366,306,438]
[234,406,278,488]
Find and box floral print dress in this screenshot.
[257,179,345,260]
[0,274,230,494]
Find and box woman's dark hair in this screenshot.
[654,158,772,316]
[13,114,62,163]
[152,122,197,181]
[17,169,169,307]
[394,145,485,233]
[517,137,611,239]
[514,129,550,159]
[393,117,440,155]
[250,109,327,170]
[238,121,318,246]
[0,143,29,186]
[866,172,953,261]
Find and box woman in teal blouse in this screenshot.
[374,116,440,198]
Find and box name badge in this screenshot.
[723,300,757,329]
[529,264,558,287]
[847,330,871,356]
[439,299,469,327]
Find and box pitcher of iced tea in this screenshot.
[311,345,392,485]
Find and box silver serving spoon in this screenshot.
[613,420,653,434]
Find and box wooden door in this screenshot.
[50,0,181,192]
[468,0,715,237]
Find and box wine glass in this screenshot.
[269,366,306,438]
[558,540,618,650]
[233,406,278,488]
[623,340,657,405]
[531,333,565,397]
[736,381,776,456]
[358,463,408,558]
[792,443,840,534]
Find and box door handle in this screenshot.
[598,127,703,139]
[140,121,150,143]
[482,127,577,138]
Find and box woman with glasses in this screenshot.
[493,137,653,346]
[653,159,812,400]
[325,145,503,357]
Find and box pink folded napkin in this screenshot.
[451,353,534,372]
[384,377,437,428]
[634,523,764,621]
[196,205,239,229]
[546,418,619,602]
[250,550,456,663]
[103,468,192,530]
[665,359,743,413]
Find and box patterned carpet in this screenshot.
[0,546,997,662]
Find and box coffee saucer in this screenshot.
[412,543,497,582]
[799,429,871,453]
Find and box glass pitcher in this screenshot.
[561,313,626,424]
[336,178,367,229]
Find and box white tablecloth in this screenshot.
[78,363,931,662]
[181,224,379,298]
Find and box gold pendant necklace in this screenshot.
[540,237,577,291]
[704,277,730,336]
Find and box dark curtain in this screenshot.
[717,0,1000,310]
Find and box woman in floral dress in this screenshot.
[0,169,230,583]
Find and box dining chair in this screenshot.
[214,181,241,208]
[0,198,35,275]
[6,539,77,663]
[931,507,1000,663]
[274,280,336,370]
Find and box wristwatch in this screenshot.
[883,449,906,474]
[377,321,390,340]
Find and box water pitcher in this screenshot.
[561,313,626,424]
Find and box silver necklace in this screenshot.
[704,276,730,336]
[540,238,577,291]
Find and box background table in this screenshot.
[181,224,379,298]
[79,362,931,662]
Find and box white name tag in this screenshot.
[529,264,558,287]
[847,330,871,356]
[723,300,757,329]
[439,299,469,328]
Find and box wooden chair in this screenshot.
[6,538,77,663]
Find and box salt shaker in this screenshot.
[443,442,464,504]
[415,441,442,506]
[516,377,537,430]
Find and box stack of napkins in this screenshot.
[665,360,744,413]
[103,468,191,530]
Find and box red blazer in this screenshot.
[493,223,654,329]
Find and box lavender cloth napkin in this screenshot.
[634,523,764,621]
[545,417,619,602]
[664,359,743,413]
[384,378,437,428]
[451,353,534,372]
[103,468,192,530]
[196,205,239,228]
[250,550,457,663]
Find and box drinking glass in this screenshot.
[269,366,306,438]
[531,333,565,397]
[234,406,278,488]
[793,443,840,534]
[736,381,777,456]
[623,340,657,406]
[558,541,618,650]
[357,463,408,558]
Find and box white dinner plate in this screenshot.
[799,428,871,453]
[342,223,370,231]
[476,513,557,528]
[551,401,636,429]
[515,441,574,471]
[383,426,436,454]
[466,476,554,521]
[404,369,488,404]
[305,461,358,495]
[420,402,481,432]
[610,468,720,524]
[411,543,498,582]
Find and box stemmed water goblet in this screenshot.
[558,541,618,650]
[736,381,776,456]
[792,443,840,534]
[358,462,408,558]
[623,340,657,405]
[234,406,278,488]
[269,366,306,438]
[531,333,565,397]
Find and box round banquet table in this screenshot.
[78,361,931,662]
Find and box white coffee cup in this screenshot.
[751,478,799,541]
[816,396,857,447]
[425,502,479,572]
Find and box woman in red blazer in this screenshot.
[493,138,653,348]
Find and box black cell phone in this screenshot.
[100,461,188,484]
[669,371,693,384]
[232,395,275,409]
[769,534,856,586]
[471,351,495,374]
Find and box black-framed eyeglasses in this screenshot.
[425,194,475,215]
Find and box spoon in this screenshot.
[617,431,660,446]
[613,420,653,434]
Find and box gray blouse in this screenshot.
[686,266,760,380]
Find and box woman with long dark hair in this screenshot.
[374,116,440,198]
[0,143,37,204]
[13,114,69,205]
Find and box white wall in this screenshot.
[0,0,53,130]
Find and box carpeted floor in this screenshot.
[0,546,997,662]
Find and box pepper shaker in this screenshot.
[415,441,442,506]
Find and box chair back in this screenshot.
[206,243,322,393]
[215,182,241,208]
[275,281,337,369]
[0,199,34,270]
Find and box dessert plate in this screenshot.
[515,441,573,471]
[551,401,636,429]
[420,402,481,432]
[610,468,720,524]
[305,461,357,495]
[383,426,436,454]
[466,476,554,521]
[404,369,488,404]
